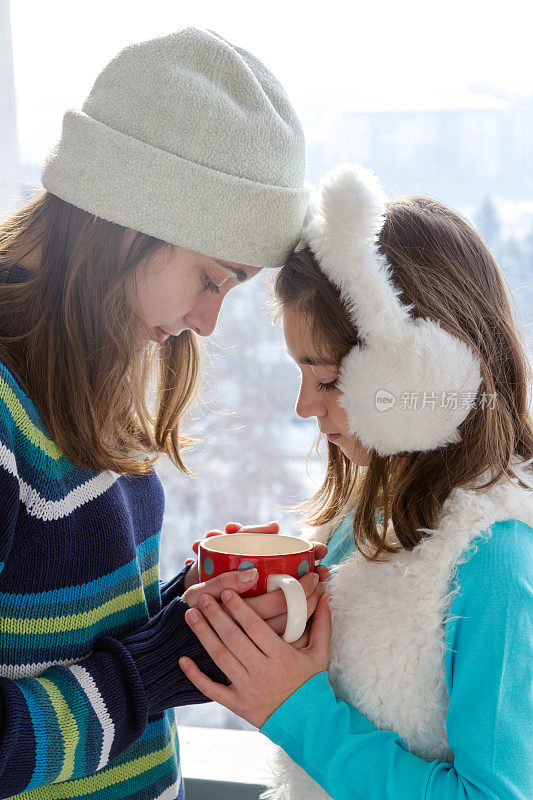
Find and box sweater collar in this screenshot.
[0,257,32,284]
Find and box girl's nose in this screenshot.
[296,385,327,420]
[185,294,224,337]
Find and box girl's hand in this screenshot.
[221,521,329,568]
[183,563,329,631]
[182,568,260,607]
[183,521,281,591]
[183,521,329,608]
[289,618,314,650]
[244,570,328,637]
[217,524,330,633]
[179,589,332,728]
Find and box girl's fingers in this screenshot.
[220,590,282,657]
[311,542,328,561]
[179,656,235,706]
[246,571,319,620]
[263,614,286,637]
[316,565,330,582]
[244,587,285,619]
[263,582,325,636]
[184,607,248,683]
[228,521,280,534]
[183,569,259,606]
[307,593,332,667]
[192,529,225,554]
[194,594,265,668]
[306,582,326,616]
[290,621,312,650]
[225,522,243,533]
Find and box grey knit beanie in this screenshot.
[41,28,308,269]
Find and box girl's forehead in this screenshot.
[282,307,335,367]
[282,307,312,350]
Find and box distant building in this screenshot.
[0,0,20,215]
[314,92,533,207]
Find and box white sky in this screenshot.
[9,0,533,164]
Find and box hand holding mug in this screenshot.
[183,521,281,589]
[182,566,261,608]
[182,521,328,642]
[180,586,332,728]
[184,521,328,589]
[223,523,330,639]
[198,531,326,642]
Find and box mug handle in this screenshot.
[266,574,307,643]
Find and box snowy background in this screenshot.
[1,0,532,730]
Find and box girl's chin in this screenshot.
[337,440,371,466]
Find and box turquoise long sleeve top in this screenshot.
[260,514,533,799]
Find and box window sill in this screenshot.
[179,725,278,799]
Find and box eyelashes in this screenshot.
[317,378,339,392]
[203,275,220,294]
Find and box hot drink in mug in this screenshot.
[198,533,315,644]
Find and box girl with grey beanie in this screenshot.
[0,27,325,799]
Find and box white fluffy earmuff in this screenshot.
[302,163,482,456]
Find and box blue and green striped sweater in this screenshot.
[0,265,221,799]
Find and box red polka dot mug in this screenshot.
[198,533,315,643]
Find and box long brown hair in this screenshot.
[0,190,202,474]
[275,196,533,561]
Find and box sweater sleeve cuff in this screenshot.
[114,597,229,716]
[160,563,192,607]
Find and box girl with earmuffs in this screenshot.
[180,163,533,800]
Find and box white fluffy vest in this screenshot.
[262,461,533,800]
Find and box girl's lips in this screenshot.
[327,433,341,442]
[153,326,170,344]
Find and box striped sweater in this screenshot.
[0,263,223,799]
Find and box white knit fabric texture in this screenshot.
[42,28,309,269]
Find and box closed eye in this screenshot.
[317,378,339,392]
[203,274,220,294]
